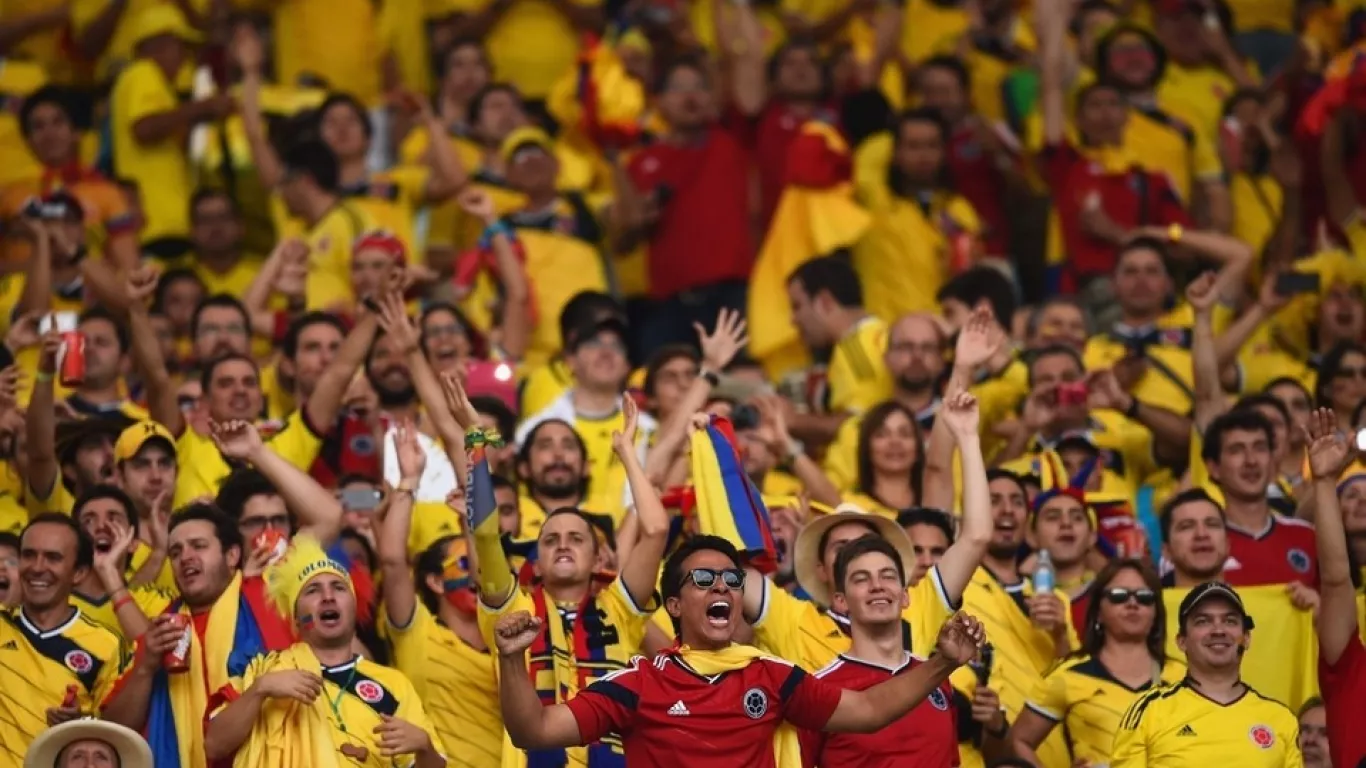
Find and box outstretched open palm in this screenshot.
[1304,407,1352,480]
[955,308,1003,371]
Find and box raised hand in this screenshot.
[37,329,63,376]
[5,313,41,353]
[493,610,543,656]
[612,395,639,456]
[935,612,986,666]
[394,419,427,484]
[374,292,420,356]
[440,372,480,430]
[147,490,172,553]
[457,188,498,225]
[955,307,1004,371]
[940,390,980,440]
[696,308,749,372]
[1304,407,1352,480]
[93,521,136,587]
[1184,270,1219,315]
[1255,272,1291,314]
[1021,385,1058,432]
[752,395,793,456]
[210,419,263,461]
[126,264,160,307]
[231,21,265,73]
[1085,369,1130,413]
[251,670,324,703]
[374,714,436,757]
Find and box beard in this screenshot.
[367,368,416,408]
[987,541,1020,561]
[530,476,582,503]
[896,372,935,394]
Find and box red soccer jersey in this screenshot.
[1040,140,1191,291]
[1320,633,1366,768]
[626,126,754,300]
[801,653,959,768]
[565,651,843,768]
[751,101,839,225]
[1222,515,1319,588]
[947,126,1008,257]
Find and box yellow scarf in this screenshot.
[676,644,802,768]
[232,643,341,768]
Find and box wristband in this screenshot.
[478,220,513,250]
[700,368,719,387]
[464,426,506,451]
[35,371,53,382]
[112,591,133,612]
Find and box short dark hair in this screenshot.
[152,268,205,315]
[282,312,347,360]
[470,395,517,439]
[1201,409,1276,463]
[788,255,862,308]
[18,85,73,138]
[1158,487,1224,542]
[987,468,1029,500]
[654,54,710,95]
[215,468,282,524]
[1232,393,1290,427]
[832,535,905,593]
[79,306,130,353]
[897,507,955,543]
[316,92,373,139]
[643,344,701,397]
[468,83,521,126]
[169,502,245,557]
[73,484,141,539]
[22,512,94,570]
[189,187,237,221]
[415,535,458,615]
[1114,236,1173,275]
[817,519,880,565]
[200,352,260,393]
[894,106,951,145]
[1026,296,1092,340]
[0,531,18,553]
[661,534,741,603]
[918,55,970,90]
[1026,344,1085,388]
[539,507,601,551]
[191,294,251,342]
[1298,696,1325,718]
[936,267,1017,328]
[557,291,622,349]
[282,138,340,192]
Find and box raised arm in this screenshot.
[926,308,1004,510]
[26,331,62,502]
[241,240,307,338]
[1187,271,1226,433]
[378,421,428,628]
[0,4,68,54]
[212,420,344,544]
[126,265,186,436]
[1304,407,1360,663]
[374,293,465,477]
[754,395,842,508]
[616,397,670,607]
[492,612,586,749]
[414,99,468,204]
[303,300,380,433]
[1036,0,1068,146]
[716,0,767,116]
[825,613,982,732]
[232,25,284,190]
[458,189,529,360]
[933,392,992,602]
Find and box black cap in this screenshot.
[565,315,629,353]
[1177,580,1255,632]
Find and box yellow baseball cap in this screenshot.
[115,420,176,463]
[499,126,554,165]
[130,4,203,49]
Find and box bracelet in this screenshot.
[700,369,719,387]
[393,485,416,496]
[112,591,133,612]
[1167,222,1184,243]
[465,426,506,450]
[478,220,513,249]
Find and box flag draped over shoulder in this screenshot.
[689,417,778,573]
[231,644,341,768]
[1163,584,1320,709]
[748,122,870,380]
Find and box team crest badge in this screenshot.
[356,680,384,704]
[349,434,375,456]
[64,650,92,673]
[1287,549,1311,574]
[928,688,949,711]
[742,688,768,719]
[1249,725,1275,749]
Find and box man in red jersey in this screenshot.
[492,535,986,768]
[1304,408,1366,768]
[804,536,960,767]
[1202,410,1320,589]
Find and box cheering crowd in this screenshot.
[3,0,1366,765]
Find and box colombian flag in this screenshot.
[689,417,779,573]
[1297,45,1366,139]
[547,34,646,151]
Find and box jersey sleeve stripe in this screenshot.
[927,565,959,611]
[1024,701,1062,723]
[613,576,653,617]
[753,576,772,628]
[1119,687,1165,730]
[779,665,808,702]
[582,679,638,710]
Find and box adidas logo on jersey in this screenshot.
[1177,725,1197,737]
[668,700,690,717]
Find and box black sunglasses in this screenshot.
[684,568,745,591]
[1104,587,1157,606]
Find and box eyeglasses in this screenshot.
[683,567,745,591]
[1103,587,1157,606]
[240,515,290,533]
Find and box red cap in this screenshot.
[351,230,406,264]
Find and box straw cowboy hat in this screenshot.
[25,719,152,768]
[793,503,917,608]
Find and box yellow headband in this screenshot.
[265,534,353,623]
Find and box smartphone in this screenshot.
[340,488,383,512]
[732,403,761,431]
[39,312,79,335]
[1275,272,1321,296]
[1056,381,1089,407]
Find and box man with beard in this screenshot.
[125,266,375,507]
[1159,489,1231,587]
[516,314,656,525]
[515,419,591,539]
[1202,410,1319,588]
[0,513,149,764]
[189,295,253,363]
[1112,583,1300,768]
[205,535,446,768]
[379,421,501,767]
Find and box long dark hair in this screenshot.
[856,401,925,507]
[1078,558,1166,663]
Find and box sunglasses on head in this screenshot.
[683,568,745,591]
[1104,587,1157,606]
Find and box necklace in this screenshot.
[325,659,361,734]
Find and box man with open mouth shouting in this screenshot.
[494,533,987,768]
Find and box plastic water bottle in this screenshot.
[1034,549,1055,595]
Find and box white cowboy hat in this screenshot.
[25,719,152,768]
[792,503,917,608]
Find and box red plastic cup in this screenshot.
[58,331,85,388]
[254,528,288,565]
[61,684,78,709]
[162,613,192,674]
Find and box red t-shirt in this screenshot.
[801,654,959,768]
[1040,141,1191,290]
[627,126,754,299]
[1222,515,1319,589]
[1320,633,1366,768]
[947,127,1008,257]
[565,651,843,768]
[752,101,839,225]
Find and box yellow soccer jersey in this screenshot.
[0,608,128,768]
[751,565,955,670]
[71,583,175,640]
[572,409,631,524]
[1025,655,1187,765]
[1112,679,1303,768]
[827,316,894,414]
[304,200,375,311]
[520,358,576,419]
[1083,305,1234,417]
[388,602,500,768]
[173,410,324,509]
[1025,409,1159,495]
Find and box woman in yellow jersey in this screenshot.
[1010,558,1185,766]
[850,400,925,518]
